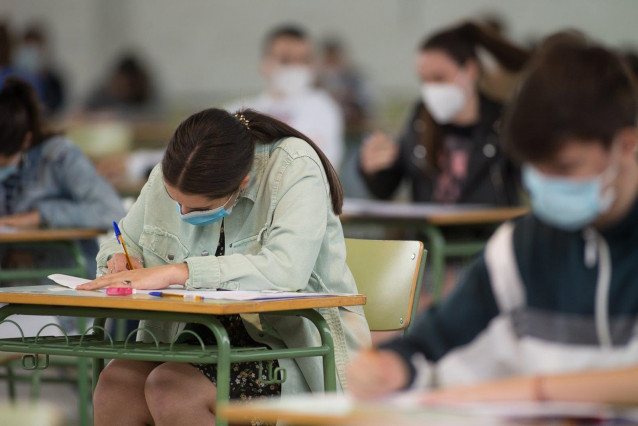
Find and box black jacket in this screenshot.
[361,95,519,205]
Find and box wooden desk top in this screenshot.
[0,228,106,243]
[340,198,528,226]
[0,286,366,315]
[218,395,493,425]
[219,395,636,425]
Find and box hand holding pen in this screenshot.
[106,221,144,274]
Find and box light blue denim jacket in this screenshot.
[96,137,371,394]
[0,136,125,277]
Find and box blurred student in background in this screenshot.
[0,78,125,280]
[227,25,345,170]
[0,22,43,101]
[349,35,638,405]
[13,23,66,114]
[359,22,528,206]
[85,52,157,116]
[318,38,372,131]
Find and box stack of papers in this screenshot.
[47,274,334,301]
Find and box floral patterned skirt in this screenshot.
[182,315,282,400]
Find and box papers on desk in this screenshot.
[48,274,91,289]
[342,198,487,219]
[451,400,638,421]
[132,288,333,301]
[47,274,335,301]
[0,225,19,233]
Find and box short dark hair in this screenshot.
[262,24,308,55]
[503,35,638,163]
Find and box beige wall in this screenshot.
[2,0,637,109]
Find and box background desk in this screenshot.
[341,199,528,301]
[0,286,365,426]
[0,228,105,282]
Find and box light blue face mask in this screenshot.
[176,191,237,226]
[523,164,616,231]
[0,164,18,182]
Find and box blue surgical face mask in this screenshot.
[523,164,616,231]
[0,164,18,182]
[177,191,237,226]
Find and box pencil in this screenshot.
[113,221,134,270]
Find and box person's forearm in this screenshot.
[171,263,190,286]
[542,365,638,405]
[427,366,638,405]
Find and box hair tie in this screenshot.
[234,113,251,130]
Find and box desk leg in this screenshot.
[199,317,230,426]
[422,224,446,303]
[92,358,103,392]
[77,357,91,426]
[296,310,336,392]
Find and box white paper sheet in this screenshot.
[47,274,91,289]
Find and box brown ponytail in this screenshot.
[0,77,54,156]
[420,21,529,72]
[162,108,344,215]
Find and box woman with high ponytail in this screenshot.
[360,21,529,206]
[0,77,124,280]
[79,108,370,425]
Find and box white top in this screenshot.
[226,89,344,170]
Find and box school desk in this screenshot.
[218,393,638,425]
[340,198,528,301]
[0,286,365,426]
[0,228,105,282]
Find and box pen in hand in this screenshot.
[113,221,134,270]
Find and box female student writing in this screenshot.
[0,77,124,278]
[360,22,528,205]
[348,35,638,405]
[78,108,371,425]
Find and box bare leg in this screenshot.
[94,359,160,426]
[145,362,217,426]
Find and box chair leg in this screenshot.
[6,365,17,402]
[29,369,42,400]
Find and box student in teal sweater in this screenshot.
[348,34,638,404]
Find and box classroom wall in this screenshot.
[2,0,638,109]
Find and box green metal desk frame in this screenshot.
[0,239,92,425]
[421,223,488,301]
[0,303,337,426]
[0,241,87,282]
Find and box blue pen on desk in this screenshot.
[113,221,134,270]
[149,291,204,301]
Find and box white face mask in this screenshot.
[271,65,314,97]
[420,82,467,124]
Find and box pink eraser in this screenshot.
[106,287,134,296]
